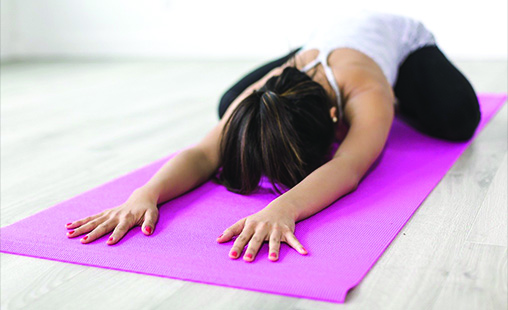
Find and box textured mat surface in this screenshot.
[1,93,506,303]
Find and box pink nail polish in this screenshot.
[270,252,277,258]
[68,230,75,235]
[217,234,223,239]
[145,226,151,234]
[66,222,72,226]
[246,253,253,259]
[108,237,113,242]
[82,235,88,241]
[301,247,307,253]
[231,251,238,257]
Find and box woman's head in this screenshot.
[213,63,337,195]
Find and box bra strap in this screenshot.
[323,65,344,119]
[301,57,321,72]
[300,50,344,121]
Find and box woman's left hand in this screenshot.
[216,200,308,262]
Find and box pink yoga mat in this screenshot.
[1,94,506,303]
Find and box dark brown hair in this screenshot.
[212,55,337,195]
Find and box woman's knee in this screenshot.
[218,90,239,119]
[398,45,481,141]
[434,95,481,141]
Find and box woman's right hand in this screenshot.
[65,189,160,245]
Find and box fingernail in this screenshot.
[270,252,277,258]
[217,234,223,239]
[145,226,151,234]
[301,247,307,253]
[66,222,72,226]
[108,237,113,242]
[82,235,88,242]
[231,251,238,257]
[68,230,75,235]
[246,253,253,259]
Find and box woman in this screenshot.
[65,12,481,262]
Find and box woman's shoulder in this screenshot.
[295,47,390,89]
[330,49,392,95]
[288,47,393,113]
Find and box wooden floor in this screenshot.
[1,58,506,310]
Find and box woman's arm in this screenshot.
[135,147,219,205]
[274,86,395,222]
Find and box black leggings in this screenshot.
[217,45,481,141]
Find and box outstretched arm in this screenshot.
[275,86,395,222]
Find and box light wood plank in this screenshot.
[432,243,507,310]
[467,154,508,247]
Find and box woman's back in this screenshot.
[297,12,436,87]
[281,12,436,129]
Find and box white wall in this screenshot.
[1,0,507,61]
[1,0,15,59]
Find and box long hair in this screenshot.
[212,54,337,195]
